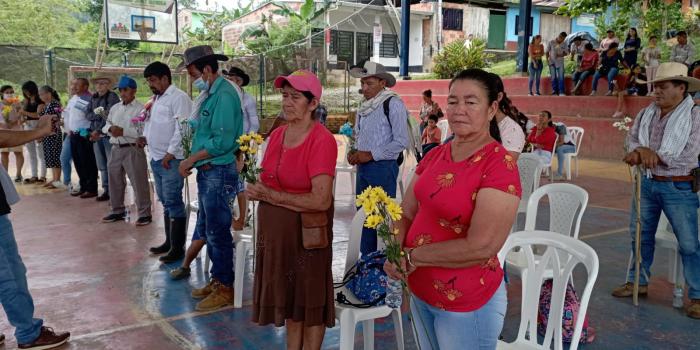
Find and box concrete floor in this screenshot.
[1,155,699,349]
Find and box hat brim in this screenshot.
[176,54,229,71]
[224,70,250,87]
[637,75,700,92]
[90,77,115,85]
[349,68,396,87]
[273,76,319,98]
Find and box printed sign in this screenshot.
[106,0,178,44]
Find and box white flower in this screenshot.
[623,117,632,123]
[93,107,105,116]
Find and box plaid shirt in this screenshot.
[628,102,700,176]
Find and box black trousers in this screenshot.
[70,133,98,193]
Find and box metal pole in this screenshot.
[516,0,533,73]
[399,0,410,77]
[259,54,265,118]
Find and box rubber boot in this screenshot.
[149,214,171,254]
[159,217,186,263]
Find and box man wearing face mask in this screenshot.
[178,45,243,312]
[142,62,192,262]
[349,61,410,256]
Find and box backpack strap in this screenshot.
[383,96,393,127]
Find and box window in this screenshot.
[311,28,324,48]
[380,34,398,58]
[442,8,463,31]
[514,15,534,35]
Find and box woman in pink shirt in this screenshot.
[384,69,521,349]
[527,110,558,164]
[572,43,600,94]
[246,70,337,349]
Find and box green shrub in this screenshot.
[432,38,494,79]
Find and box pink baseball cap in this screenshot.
[273,70,322,99]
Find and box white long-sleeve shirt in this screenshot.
[102,99,144,145]
[143,85,192,161]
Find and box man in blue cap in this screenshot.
[100,76,152,225]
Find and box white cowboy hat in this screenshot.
[349,61,397,87]
[637,62,700,92]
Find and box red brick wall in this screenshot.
[441,3,468,46]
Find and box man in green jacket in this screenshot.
[177,45,243,311]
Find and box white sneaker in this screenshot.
[558,93,566,96]
[52,181,67,189]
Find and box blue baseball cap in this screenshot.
[116,75,137,90]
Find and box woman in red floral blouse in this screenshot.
[384,69,521,350]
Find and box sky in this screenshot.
[194,0,258,11]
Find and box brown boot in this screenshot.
[191,279,217,299]
[687,299,700,319]
[18,326,70,349]
[611,282,648,298]
[196,282,233,312]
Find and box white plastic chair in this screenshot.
[437,119,450,143]
[540,134,559,182]
[515,154,545,229]
[335,137,357,196]
[563,127,585,180]
[335,210,404,350]
[497,230,599,350]
[506,184,589,300]
[398,165,416,199]
[624,210,700,308]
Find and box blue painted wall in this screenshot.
[505,8,598,43]
[505,7,541,42]
[571,14,597,38]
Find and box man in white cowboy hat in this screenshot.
[613,62,700,319]
[349,61,410,256]
[85,74,120,201]
[178,45,243,312]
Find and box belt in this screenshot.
[197,163,213,171]
[651,175,694,182]
[117,143,137,148]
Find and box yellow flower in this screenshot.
[253,134,264,145]
[364,214,383,229]
[361,199,376,215]
[239,145,249,153]
[249,148,257,155]
[386,201,403,221]
[392,228,399,235]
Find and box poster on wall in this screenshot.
[106,0,178,44]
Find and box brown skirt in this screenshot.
[252,202,336,328]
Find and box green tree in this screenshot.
[0,0,85,47]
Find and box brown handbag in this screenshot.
[301,211,329,250]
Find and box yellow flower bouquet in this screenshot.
[237,132,264,184]
[356,186,404,276]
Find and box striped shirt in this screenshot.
[628,103,700,176]
[354,97,410,161]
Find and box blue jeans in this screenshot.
[60,134,72,186]
[194,163,238,286]
[356,160,399,256]
[549,65,565,94]
[555,143,576,176]
[150,158,186,218]
[592,67,619,92]
[0,215,43,344]
[529,60,543,94]
[410,281,507,350]
[627,178,700,299]
[572,70,593,87]
[93,137,112,191]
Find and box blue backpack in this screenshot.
[334,250,387,308]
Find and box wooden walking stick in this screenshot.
[633,167,642,306]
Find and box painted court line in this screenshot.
[580,228,628,240]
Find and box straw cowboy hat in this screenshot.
[349,61,396,87]
[637,62,700,92]
[176,45,228,71]
[90,74,115,86]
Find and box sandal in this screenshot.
[37,177,46,183]
[14,176,22,183]
[23,177,37,184]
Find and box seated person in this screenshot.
[591,42,625,96]
[624,64,648,96]
[572,43,599,95]
[527,110,558,165]
[421,114,441,156]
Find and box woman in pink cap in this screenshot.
[246,70,337,348]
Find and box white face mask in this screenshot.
[3,93,15,100]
